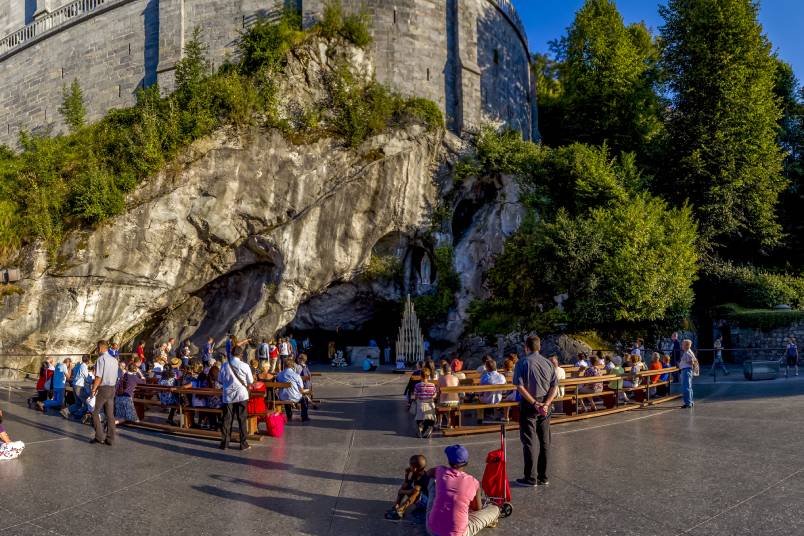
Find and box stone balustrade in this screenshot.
[0,0,121,58]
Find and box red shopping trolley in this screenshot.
[481,423,513,518]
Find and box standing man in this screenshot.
[202,336,215,365]
[257,338,270,365]
[512,336,557,487]
[90,341,119,445]
[785,336,799,377]
[679,339,698,408]
[711,335,728,376]
[218,346,254,450]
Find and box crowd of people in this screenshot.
[21,334,314,449]
[403,334,698,439]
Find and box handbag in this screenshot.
[265,411,287,437]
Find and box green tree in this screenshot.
[175,27,211,96]
[484,194,698,327]
[59,79,87,132]
[658,0,786,254]
[538,0,663,159]
[773,60,804,268]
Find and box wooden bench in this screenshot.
[433,367,682,436]
[129,381,295,441]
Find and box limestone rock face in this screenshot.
[0,125,440,361]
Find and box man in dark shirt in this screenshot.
[512,335,558,487]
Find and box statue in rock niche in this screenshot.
[418,254,432,291]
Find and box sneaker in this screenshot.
[681,405,691,409]
[423,427,433,439]
[514,478,537,487]
[537,479,550,486]
[384,510,402,520]
[60,408,70,419]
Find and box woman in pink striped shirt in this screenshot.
[414,369,438,438]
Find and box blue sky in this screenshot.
[512,0,803,80]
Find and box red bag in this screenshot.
[248,382,267,416]
[481,448,511,504]
[265,411,287,437]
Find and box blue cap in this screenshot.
[445,445,469,466]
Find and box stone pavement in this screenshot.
[1,371,803,536]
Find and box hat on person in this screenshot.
[445,444,469,467]
[169,357,181,368]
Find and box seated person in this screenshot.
[362,356,378,372]
[476,355,493,374]
[574,352,590,370]
[0,409,25,460]
[295,354,311,391]
[479,361,506,421]
[426,445,499,536]
[385,454,429,520]
[549,355,565,412]
[648,352,663,396]
[608,361,629,403]
[277,358,310,422]
[578,359,604,412]
[623,354,645,389]
[437,365,460,429]
[657,354,673,396]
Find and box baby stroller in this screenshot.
[481,423,513,518]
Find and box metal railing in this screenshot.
[0,0,121,57]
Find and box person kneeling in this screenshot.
[426,445,499,536]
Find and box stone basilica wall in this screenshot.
[0,0,536,147]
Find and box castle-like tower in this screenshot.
[0,0,537,147]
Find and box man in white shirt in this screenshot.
[479,361,506,405]
[218,347,254,450]
[277,358,309,422]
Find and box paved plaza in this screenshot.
[1,369,803,536]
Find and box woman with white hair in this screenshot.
[679,339,699,408]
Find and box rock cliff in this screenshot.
[0,38,531,372]
[0,123,441,365]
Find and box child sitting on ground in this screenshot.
[385,454,429,520]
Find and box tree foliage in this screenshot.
[773,60,804,268]
[461,128,698,331]
[59,79,87,132]
[483,195,698,329]
[657,0,786,254]
[536,0,663,160]
[0,10,441,261]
